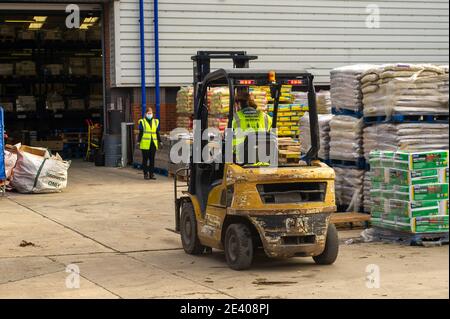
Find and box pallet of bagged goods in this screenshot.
[369,150,449,239]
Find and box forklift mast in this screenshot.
[191,51,258,84]
[191,51,258,104]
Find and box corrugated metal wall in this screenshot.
[112,0,450,87]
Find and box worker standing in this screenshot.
[138,108,161,180]
[232,92,273,163]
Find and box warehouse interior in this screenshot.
[0,9,104,159]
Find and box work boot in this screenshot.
[149,174,157,180]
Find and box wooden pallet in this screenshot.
[331,212,371,229]
[278,149,300,164]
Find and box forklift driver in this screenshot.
[232,91,273,164]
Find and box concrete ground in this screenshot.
[0,161,448,299]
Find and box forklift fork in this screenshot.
[174,167,191,232]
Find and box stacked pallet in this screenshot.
[369,150,449,234]
[209,87,230,133]
[269,104,308,137]
[176,87,194,113]
[329,65,375,212]
[331,64,375,113]
[362,64,449,159]
[361,64,449,118]
[329,116,364,162]
[176,87,194,130]
[277,138,301,164]
[363,123,449,160]
[299,112,333,160]
[209,87,230,115]
[293,91,332,114]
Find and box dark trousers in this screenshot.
[142,144,157,176]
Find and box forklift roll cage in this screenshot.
[191,51,320,164]
[184,52,321,213]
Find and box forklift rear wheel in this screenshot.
[313,224,339,265]
[224,224,254,271]
[180,202,205,255]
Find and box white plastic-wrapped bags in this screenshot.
[300,113,333,160]
[361,64,449,118]
[11,147,70,194]
[363,123,449,160]
[329,115,364,161]
[330,64,377,112]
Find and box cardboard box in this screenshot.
[0,64,14,76]
[68,99,85,111]
[16,96,36,112]
[16,61,36,76]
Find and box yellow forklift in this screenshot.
[174,51,338,270]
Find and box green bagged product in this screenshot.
[381,183,448,201]
[371,210,384,219]
[388,199,445,218]
[385,168,446,186]
[371,197,387,213]
[412,183,449,201]
[372,167,385,183]
[372,215,449,234]
[414,216,449,233]
[369,150,394,168]
[369,150,383,168]
[393,151,449,170]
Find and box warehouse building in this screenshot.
[0,0,449,164]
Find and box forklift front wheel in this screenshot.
[180,202,205,255]
[224,224,254,271]
[313,224,339,265]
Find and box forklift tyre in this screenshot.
[180,202,205,255]
[224,224,254,271]
[313,224,339,265]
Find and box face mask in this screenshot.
[146,114,153,120]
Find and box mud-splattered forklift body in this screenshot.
[174,51,338,270]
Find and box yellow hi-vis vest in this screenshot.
[232,108,273,147]
[139,118,160,150]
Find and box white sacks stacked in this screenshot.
[330,65,375,212]
[362,64,449,158]
[299,113,333,160]
[363,123,449,160]
[329,116,364,161]
[331,64,376,113]
[176,87,194,129]
[361,64,449,118]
